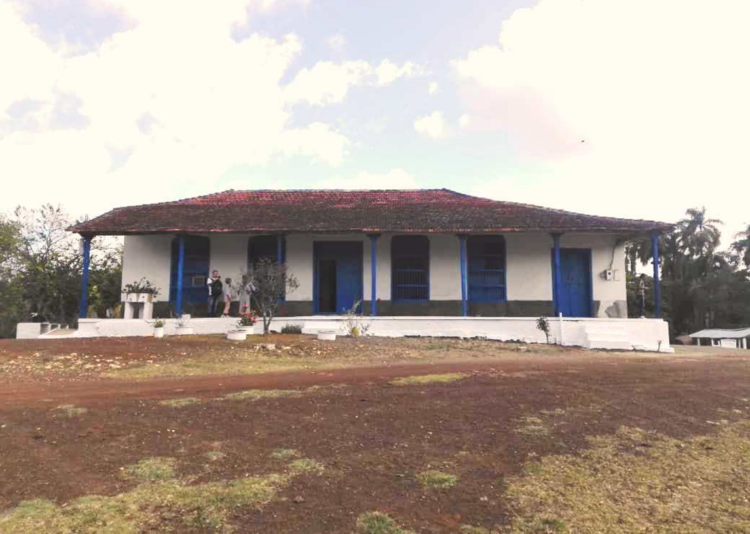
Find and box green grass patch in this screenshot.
[356,512,415,534]
[205,451,227,462]
[55,404,88,417]
[0,453,325,533]
[516,417,550,436]
[224,389,301,401]
[106,357,322,380]
[460,526,500,534]
[270,448,300,460]
[122,457,177,483]
[417,470,458,490]
[289,458,325,475]
[390,373,467,386]
[507,421,750,532]
[159,397,200,408]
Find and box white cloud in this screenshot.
[285,60,372,106]
[413,111,447,139]
[326,33,347,54]
[285,58,425,106]
[428,81,439,96]
[0,0,360,218]
[319,168,419,189]
[375,59,422,86]
[453,0,750,242]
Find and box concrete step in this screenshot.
[301,321,342,335]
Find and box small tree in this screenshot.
[251,258,299,334]
[536,315,551,344]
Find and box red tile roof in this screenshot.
[69,189,671,235]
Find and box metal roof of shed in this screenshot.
[689,328,750,339]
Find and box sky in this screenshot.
[1,0,748,246]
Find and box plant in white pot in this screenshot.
[151,319,166,338]
[175,314,194,335]
[121,278,160,320]
[236,311,259,335]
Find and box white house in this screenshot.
[57,189,672,350]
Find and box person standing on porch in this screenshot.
[207,270,223,317]
[238,272,255,314]
[637,274,646,318]
[222,277,234,317]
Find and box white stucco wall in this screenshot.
[505,233,554,300]
[122,235,173,302]
[121,232,627,311]
[207,235,249,287]
[428,234,461,300]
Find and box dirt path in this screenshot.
[2,352,750,533]
[0,353,742,410]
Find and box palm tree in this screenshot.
[677,207,723,260]
[731,224,750,270]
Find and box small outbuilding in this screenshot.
[689,328,750,349]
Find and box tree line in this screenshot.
[0,205,122,338]
[626,208,750,338]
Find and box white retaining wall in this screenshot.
[22,316,671,352]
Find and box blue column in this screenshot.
[458,235,468,317]
[652,231,662,318]
[277,235,285,302]
[552,233,562,316]
[175,235,186,317]
[369,234,380,316]
[78,235,92,319]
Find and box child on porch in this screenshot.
[222,277,234,317]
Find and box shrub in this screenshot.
[281,324,303,334]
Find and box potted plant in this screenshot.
[175,314,194,335]
[121,278,161,303]
[237,311,259,334]
[226,329,248,341]
[152,319,166,338]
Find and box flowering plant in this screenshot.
[237,311,258,327]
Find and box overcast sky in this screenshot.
[1,0,748,245]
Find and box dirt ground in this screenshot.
[1,336,750,533]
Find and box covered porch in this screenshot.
[76,229,665,321]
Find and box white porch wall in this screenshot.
[208,235,249,286]
[121,232,626,309]
[505,233,554,300]
[122,235,172,302]
[429,234,461,300]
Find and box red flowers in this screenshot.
[238,311,258,326]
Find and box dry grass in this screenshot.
[390,373,467,386]
[417,470,458,490]
[223,389,302,401]
[270,448,300,460]
[289,458,325,475]
[106,356,325,380]
[507,421,750,532]
[55,404,88,417]
[0,455,324,533]
[515,416,550,437]
[356,512,415,534]
[159,397,200,408]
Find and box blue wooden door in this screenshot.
[314,242,363,314]
[554,249,592,317]
[170,236,210,304]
